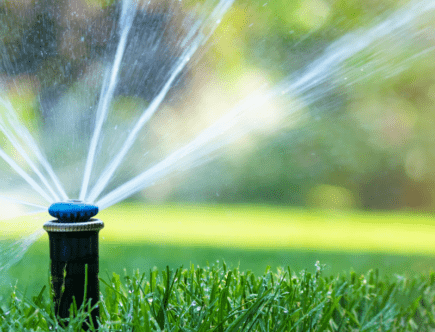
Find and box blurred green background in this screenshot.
[1,0,435,298]
[1,0,434,210]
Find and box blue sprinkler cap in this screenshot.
[48,200,99,223]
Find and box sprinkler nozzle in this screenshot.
[44,199,103,329]
[48,200,98,223]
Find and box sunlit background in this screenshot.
[1,0,435,298]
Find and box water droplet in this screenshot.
[191,300,197,306]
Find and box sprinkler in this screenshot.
[43,200,103,328]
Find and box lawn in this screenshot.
[2,203,435,300]
[3,262,435,331]
[98,203,435,254]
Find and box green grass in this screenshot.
[7,240,435,304]
[1,262,435,331]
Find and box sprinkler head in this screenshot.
[44,199,103,329]
[48,199,98,223]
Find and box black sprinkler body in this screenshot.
[44,200,103,329]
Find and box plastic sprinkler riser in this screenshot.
[43,200,103,328]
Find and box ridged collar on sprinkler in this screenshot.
[49,200,99,223]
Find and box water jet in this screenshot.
[43,200,103,328]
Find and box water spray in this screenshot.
[43,200,103,328]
